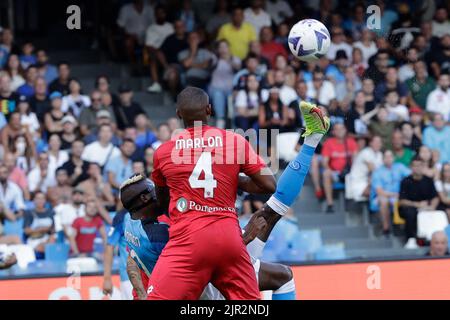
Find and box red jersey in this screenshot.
[321,137,359,172]
[152,125,266,234]
[72,216,103,254]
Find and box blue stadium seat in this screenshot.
[314,244,346,261]
[278,248,308,262]
[261,249,278,262]
[291,229,323,256]
[45,243,70,262]
[445,225,450,241]
[333,181,345,190]
[3,218,24,239]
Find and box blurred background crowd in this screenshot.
[0,0,449,272]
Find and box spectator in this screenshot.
[116,0,154,68]
[83,110,121,146]
[336,66,362,110]
[135,113,157,152]
[81,124,120,168]
[431,7,450,38]
[321,123,359,213]
[19,42,37,69]
[326,50,352,87]
[0,73,20,119]
[46,168,73,208]
[1,112,34,157]
[272,69,297,106]
[258,87,289,147]
[48,62,71,96]
[348,135,383,201]
[436,163,450,219]
[61,79,91,118]
[399,157,439,245]
[205,0,231,37]
[373,0,398,37]
[417,145,440,180]
[29,77,50,122]
[105,139,135,194]
[343,3,366,40]
[345,91,378,137]
[36,49,58,84]
[406,60,436,110]
[426,73,450,121]
[217,7,257,60]
[266,0,293,25]
[143,146,155,176]
[208,40,241,128]
[4,152,29,200]
[157,20,188,96]
[11,134,36,174]
[361,78,376,109]
[60,115,79,151]
[350,47,367,78]
[326,26,352,61]
[16,65,38,98]
[234,73,267,131]
[76,163,115,209]
[374,67,408,105]
[176,0,197,33]
[259,26,287,68]
[400,121,421,153]
[391,130,415,167]
[398,47,419,82]
[306,70,336,107]
[23,191,55,257]
[287,80,310,131]
[426,231,449,256]
[95,75,119,106]
[363,49,390,86]
[27,152,55,194]
[44,91,65,136]
[145,5,174,94]
[371,150,411,237]
[132,160,145,176]
[17,96,39,139]
[167,117,181,133]
[79,90,116,137]
[178,31,213,89]
[409,106,425,141]
[151,122,171,150]
[0,163,25,219]
[244,0,271,36]
[47,134,69,176]
[4,54,25,91]
[114,84,145,131]
[353,29,377,66]
[429,34,450,78]
[383,90,409,122]
[60,140,90,186]
[0,28,19,67]
[423,113,450,163]
[69,198,106,256]
[53,187,86,239]
[233,53,265,91]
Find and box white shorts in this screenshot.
[120,280,133,300]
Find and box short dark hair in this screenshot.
[176,87,209,110]
[57,61,70,68]
[122,138,135,145]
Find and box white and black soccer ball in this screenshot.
[288,19,331,62]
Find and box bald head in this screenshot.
[176,86,211,127]
[430,231,448,257]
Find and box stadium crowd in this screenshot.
[0,0,449,266]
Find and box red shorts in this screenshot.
[146,216,260,300]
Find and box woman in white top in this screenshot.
[436,163,450,218]
[4,54,25,91]
[61,79,91,117]
[47,134,69,178]
[208,40,241,128]
[418,145,441,180]
[17,98,40,140]
[234,74,268,131]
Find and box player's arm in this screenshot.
[238,173,276,194]
[103,244,115,296]
[126,254,147,300]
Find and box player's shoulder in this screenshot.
[141,219,169,245]
[112,209,128,227]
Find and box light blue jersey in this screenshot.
[123,213,169,278]
[107,211,129,281]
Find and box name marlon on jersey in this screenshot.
[175,136,223,150]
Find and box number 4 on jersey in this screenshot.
[188,152,217,198]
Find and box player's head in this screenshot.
[120,174,157,218]
[176,86,211,127]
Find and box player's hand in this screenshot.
[103,277,113,296]
[242,215,267,245]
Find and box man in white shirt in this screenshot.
[326,27,352,61]
[244,0,272,37]
[53,187,86,238]
[117,0,154,66]
[273,70,297,106]
[27,152,56,194]
[347,136,383,201]
[431,7,450,38]
[145,5,174,93]
[306,70,336,106]
[0,164,25,219]
[426,73,450,121]
[82,124,120,167]
[265,0,293,25]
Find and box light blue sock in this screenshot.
[267,144,315,214]
[272,290,296,300]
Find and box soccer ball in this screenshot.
[288,19,331,62]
